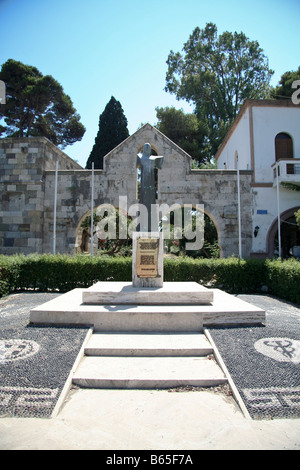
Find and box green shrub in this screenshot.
[0,254,299,305]
[213,257,267,293]
[164,257,267,293]
[266,258,300,304]
[16,253,132,292]
[0,254,23,297]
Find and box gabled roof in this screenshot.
[103,123,192,161]
[215,99,299,160]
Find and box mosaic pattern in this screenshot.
[0,386,58,417]
[0,339,40,364]
[208,294,300,420]
[241,387,300,419]
[254,337,300,364]
[0,292,89,418]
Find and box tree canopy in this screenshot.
[155,106,207,164]
[165,22,273,159]
[0,59,85,148]
[271,66,300,99]
[86,96,129,169]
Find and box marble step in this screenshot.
[72,355,227,389]
[82,281,214,305]
[84,332,213,357]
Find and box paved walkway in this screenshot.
[0,291,299,450]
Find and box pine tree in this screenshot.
[86,96,129,169]
[0,59,85,147]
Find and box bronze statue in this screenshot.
[136,143,164,232]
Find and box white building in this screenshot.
[216,99,300,258]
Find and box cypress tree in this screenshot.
[86,96,129,169]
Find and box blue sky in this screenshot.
[1,0,299,167]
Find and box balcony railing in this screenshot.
[272,159,300,186]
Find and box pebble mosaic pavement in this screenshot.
[0,292,89,418]
[0,291,299,420]
[208,295,300,420]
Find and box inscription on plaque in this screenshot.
[136,238,159,278]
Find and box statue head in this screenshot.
[142,143,151,158]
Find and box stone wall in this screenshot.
[0,137,81,254]
[170,169,253,258]
[0,128,254,257]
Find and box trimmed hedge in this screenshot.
[0,255,21,297]
[0,254,299,305]
[0,254,132,294]
[164,257,268,294]
[265,258,300,305]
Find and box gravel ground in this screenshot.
[0,292,89,418]
[208,294,300,420]
[0,291,299,421]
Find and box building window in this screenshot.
[275,132,293,161]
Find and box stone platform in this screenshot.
[82,281,214,305]
[30,282,265,331]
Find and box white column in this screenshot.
[90,162,94,256]
[237,157,242,258]
[53,161,58,255]
[276,163,282,258]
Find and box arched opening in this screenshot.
[75,210,93,253]
[275,132,293,161]
[75,205,134,256]
[159,206,220,258]
[267,206,300,258]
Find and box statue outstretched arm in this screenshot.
[152,155,164,169]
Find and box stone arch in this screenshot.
[74,209,94,253]
[74,205,113,254]
[266,206,300,258]
[157,203,220,257]
[74,203,135,254]
[203,209,222,257]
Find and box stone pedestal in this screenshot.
[30,286,265,331]
[132,232,163,288]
